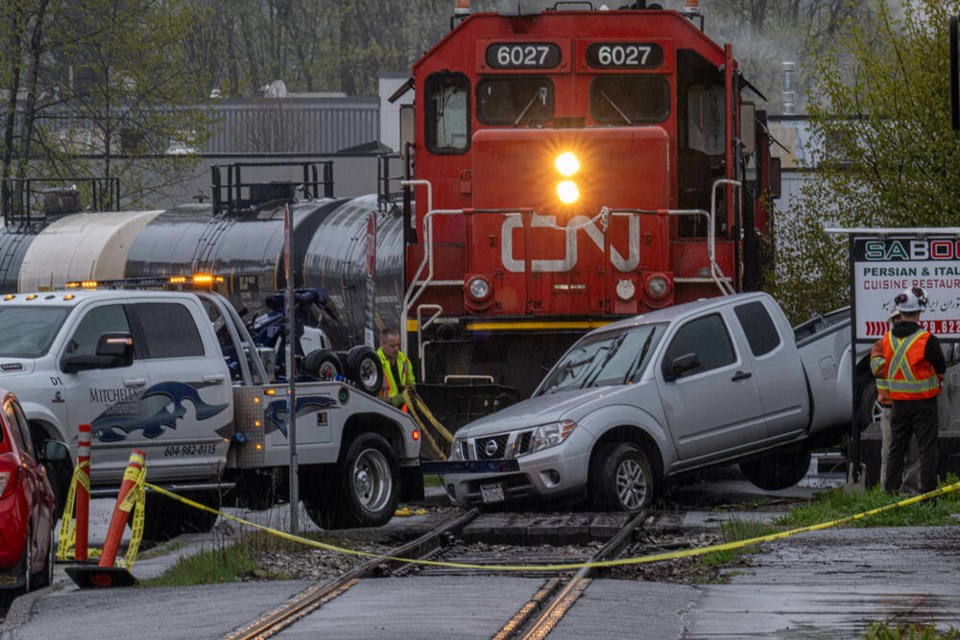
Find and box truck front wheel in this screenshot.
[588,442,655,512]
[303,433,399,529]
[739,443,811,491]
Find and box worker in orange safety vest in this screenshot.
[880,287,945,493]
[870,308,920,492]
[377,327,416,412]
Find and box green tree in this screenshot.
[767,0,960,322]
[0,0,214,207]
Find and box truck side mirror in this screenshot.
[663,352,701,382]
[41,439,70,463]
[61,332,134,373]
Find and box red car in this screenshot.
[0,389,67,600]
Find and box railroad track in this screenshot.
[223,508,652,640]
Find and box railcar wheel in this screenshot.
[739,443,812,491]
[304,349,343,381]
[303,434,399,529]
[589,442,655,512]
[344,346,384,396]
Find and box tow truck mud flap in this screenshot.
[421,460,520,474]
[65,565,137,589]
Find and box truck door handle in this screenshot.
[203,374,225,383]
[731,371,752,382]
[124,377,146,388]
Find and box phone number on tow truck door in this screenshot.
[163,444,217,457]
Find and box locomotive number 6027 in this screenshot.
[586,42,663,69]
[485,42,562,69]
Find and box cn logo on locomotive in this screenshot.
[499,214,640,273]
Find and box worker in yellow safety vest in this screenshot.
[377,327,416,411]
[880,287,945,494]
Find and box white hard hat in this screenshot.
[894,287,927,313]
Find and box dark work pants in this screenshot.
[884,397,939,493]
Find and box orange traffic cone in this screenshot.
[66,449,145,588]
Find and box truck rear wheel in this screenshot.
[739,443,811,490]
[345,346,384,396]
[588,442,655,512]
[302,433,399,529]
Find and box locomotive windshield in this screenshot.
[537,323,666,395]
[589,76,670,124]
[476,77,555,126]
[425,72,470,154]
[0,306,71,358]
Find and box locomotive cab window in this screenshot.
[425,72,470,154]
[589,76,669,125]
[476,77,554,126]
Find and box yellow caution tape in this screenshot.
[57,461,101,561]
[57,458,145,568]
[394,506,428,517]
[117,467,147,569]
[144,479,960,572]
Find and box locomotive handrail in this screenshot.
[417,304,444,381]
[667,207,736,297]
[710,178,741,295]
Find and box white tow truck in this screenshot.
[0,285,422,539]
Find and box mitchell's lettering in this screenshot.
[90,387,140,404]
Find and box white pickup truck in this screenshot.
[0,288,422,539]
[434,292,863,511]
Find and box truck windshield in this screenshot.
[0,306,71,358]
[537,323,666,394]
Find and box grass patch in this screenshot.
[776,479,960,530]
[141,529,337,587]
[864,622,960,639]
[423,473,443,488]
[697,518,779,576]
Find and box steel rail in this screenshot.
[493,509,650,640]
[223,508,479,640]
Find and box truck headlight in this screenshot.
[529,419,577,453]
[450,438,465,460]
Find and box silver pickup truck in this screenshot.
[436,292,864,511]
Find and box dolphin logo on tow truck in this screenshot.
[92,381,229,443]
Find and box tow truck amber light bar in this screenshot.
[63,274,224,290]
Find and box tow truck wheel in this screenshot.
[344,346,384,396]
[739,443,812,491]
[303,434,399,529]
[304,349,343,381]
[589,442,655,512]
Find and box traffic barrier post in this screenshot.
[65,448,145,588]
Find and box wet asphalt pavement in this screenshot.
[2,469,960,639]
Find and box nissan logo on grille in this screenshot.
[484,439,499,457]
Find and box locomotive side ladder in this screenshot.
[400,179,465,376]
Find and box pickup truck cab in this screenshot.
[439,292,856,511]
[0,288,422,538]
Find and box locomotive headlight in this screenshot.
[467,276,492,301]
[645,273,671,300]
[557,180,579,204]
[554,152,580,177]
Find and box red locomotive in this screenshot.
[402,1,779,411]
